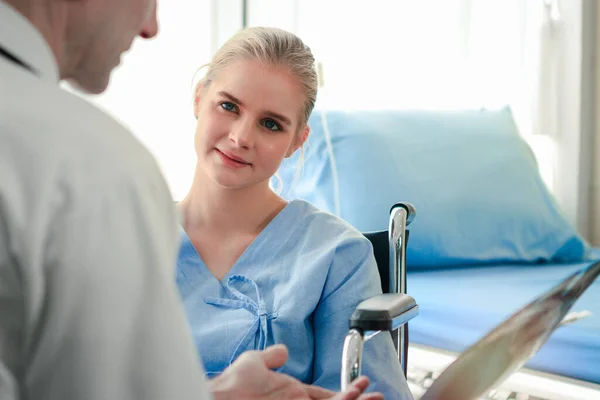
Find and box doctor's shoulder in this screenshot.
[5,71,159,178]
[2,77,173,224]
[57,88,165,191]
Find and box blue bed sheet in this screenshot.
[407,250,600,384]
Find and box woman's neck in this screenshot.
[180,168,287,238]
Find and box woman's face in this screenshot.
[193,59,309,191]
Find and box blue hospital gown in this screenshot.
[176,199,413,399]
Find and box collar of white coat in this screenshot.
[0,1,59,83]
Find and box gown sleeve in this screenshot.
[312,233,414,400]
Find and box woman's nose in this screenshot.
[229,119,255,148]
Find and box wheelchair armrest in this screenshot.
[349,293,418,332]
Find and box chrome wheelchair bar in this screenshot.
[388,203,415,376]
[341,329,364,391]
[341,297,419,390]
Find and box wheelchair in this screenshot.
[341,202,418,390]
[341,202,600,400]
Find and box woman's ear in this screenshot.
[193,82,205,119]
[298,125,310,147]
[287,125,310,157]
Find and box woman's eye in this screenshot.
[262,119,282,132]
[220,102,237,112]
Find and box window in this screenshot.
[245,0,540,111]
[243,0,561,193]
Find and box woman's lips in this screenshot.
[216,149,251,168]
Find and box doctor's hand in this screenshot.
[209,344,384,400]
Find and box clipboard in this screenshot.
[419,260,600,400]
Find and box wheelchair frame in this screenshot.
[341,202,418,390]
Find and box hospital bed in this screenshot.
[278,108,600,399]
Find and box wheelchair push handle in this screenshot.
[390,202,416,226]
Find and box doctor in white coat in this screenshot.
[0,1,382,399]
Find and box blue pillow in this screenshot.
[278,108,589,268]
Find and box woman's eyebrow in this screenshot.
[263,111,292,126]
[218,91,244,106]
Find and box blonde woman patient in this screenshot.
[176,26,412,399]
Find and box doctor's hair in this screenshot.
[195,26,318,127]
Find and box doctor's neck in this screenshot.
[180,170,287,237]
[6,0,70,71]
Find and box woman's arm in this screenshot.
[312,234,414,400]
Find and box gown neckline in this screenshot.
[179,199,302,284]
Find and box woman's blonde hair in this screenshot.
[197,26,318,126]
